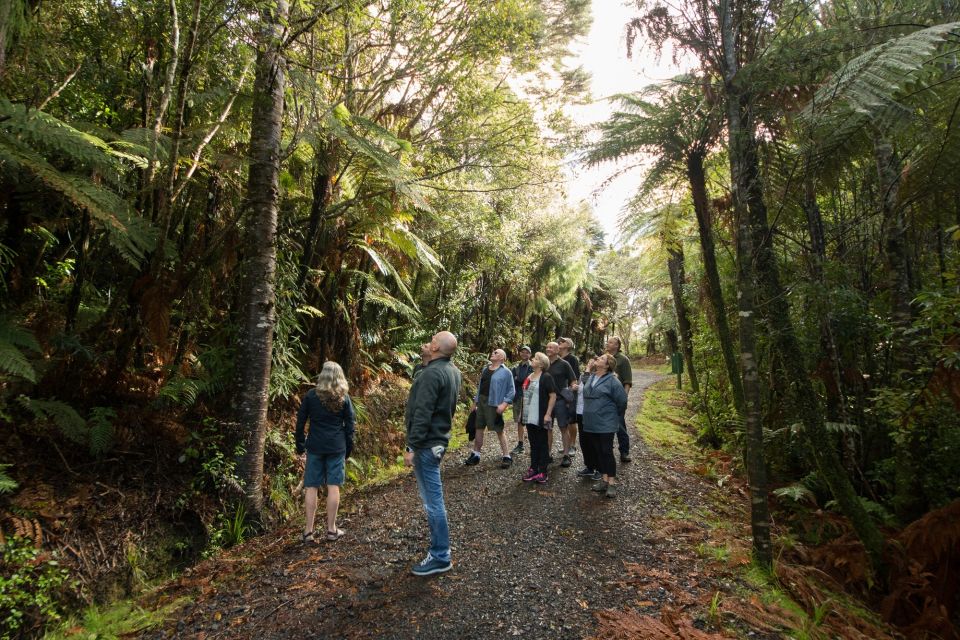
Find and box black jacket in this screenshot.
[405,356,463,449]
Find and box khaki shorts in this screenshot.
[476,395,504,432]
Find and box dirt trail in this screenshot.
[143,370,746,639]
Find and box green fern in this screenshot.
[0,464,17,495]
[0,319,41,383]
[17,396,87,445]
[0,101,158,267]
[87,407,116,457]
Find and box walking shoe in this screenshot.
[560,454,572,468]
[591,481,608,492]
[620,453,632,463]
[411,553,452,576]
[511,442,524,455]
[522,467,536,481]
[532,472,547,484]
[590,471,602,481]
[576,467,595,478]
[500,455,513,469]
[605,484,618,499]
[464,452,480,465]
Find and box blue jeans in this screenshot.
[413,448,450,562]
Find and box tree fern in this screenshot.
[800,22,960,157]
[0,101,158,267]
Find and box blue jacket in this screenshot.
[581,373,627,434]
[474,364,515,406]
[296,389,356,456]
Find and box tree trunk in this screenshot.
[722,0,883,567]
[687,151,743,413]
[233,0,289,519]
[667,246,699,393]
[720,0,772,569]
[297,139,338,289]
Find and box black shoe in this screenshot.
[500,456,513,469]
[590,471,602,481]
[464,453,480,465]
[511,442,524,455]
[620,453,632,463]
[560,454,572,468]
[547,455,555,464]
[576,467,595,478]
[591,481,608,492]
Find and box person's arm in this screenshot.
[344,396,355,459]
[295,396,308,454]
[499,369,515,411]
[614,380,628,414]
[544,392,557,424]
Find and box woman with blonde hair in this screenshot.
[295,361,355,542]
[581,353,627,498]
[520,351,557,484]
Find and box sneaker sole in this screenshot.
[412,563,453,576]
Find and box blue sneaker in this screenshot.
[411,553,452,576]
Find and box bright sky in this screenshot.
[564,0,687,246]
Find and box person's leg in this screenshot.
[413,449,450,562]
[474,427,485,454]
[325,485,340,532]
[324,455,345,534]
[599,433,617,484]
[497,428,510,456]
[616,409,631,458]
[304,487,318,534]
[531,427,549,474]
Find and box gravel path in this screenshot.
[143,370,741,639]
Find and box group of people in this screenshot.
[463,337,632,497]
[293,331,632,577]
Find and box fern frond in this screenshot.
[17,396,88,444]
[801,22,960,158]
[0,135,157,266]
[87,407,116,457]
[0,99,119,172]
[0,464,17,495]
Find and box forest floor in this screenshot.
[132,370,799,639]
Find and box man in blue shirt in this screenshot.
[464,348,516,468]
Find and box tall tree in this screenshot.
[234,0,290,517]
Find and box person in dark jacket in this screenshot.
[520,352,557,484]
[510,345,533,455]
[296,361,355,543]
[404,330,462,576]
[582,353,628,498]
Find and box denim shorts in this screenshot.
[304,452,345,487]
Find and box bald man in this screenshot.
[465,348,516,468]
[404,331,462,576]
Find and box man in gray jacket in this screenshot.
[404,331,462,576]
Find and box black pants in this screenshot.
[615,409,630,455]
[578,421,598,472]
[588,432,616,478]
[526,424,549,473]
